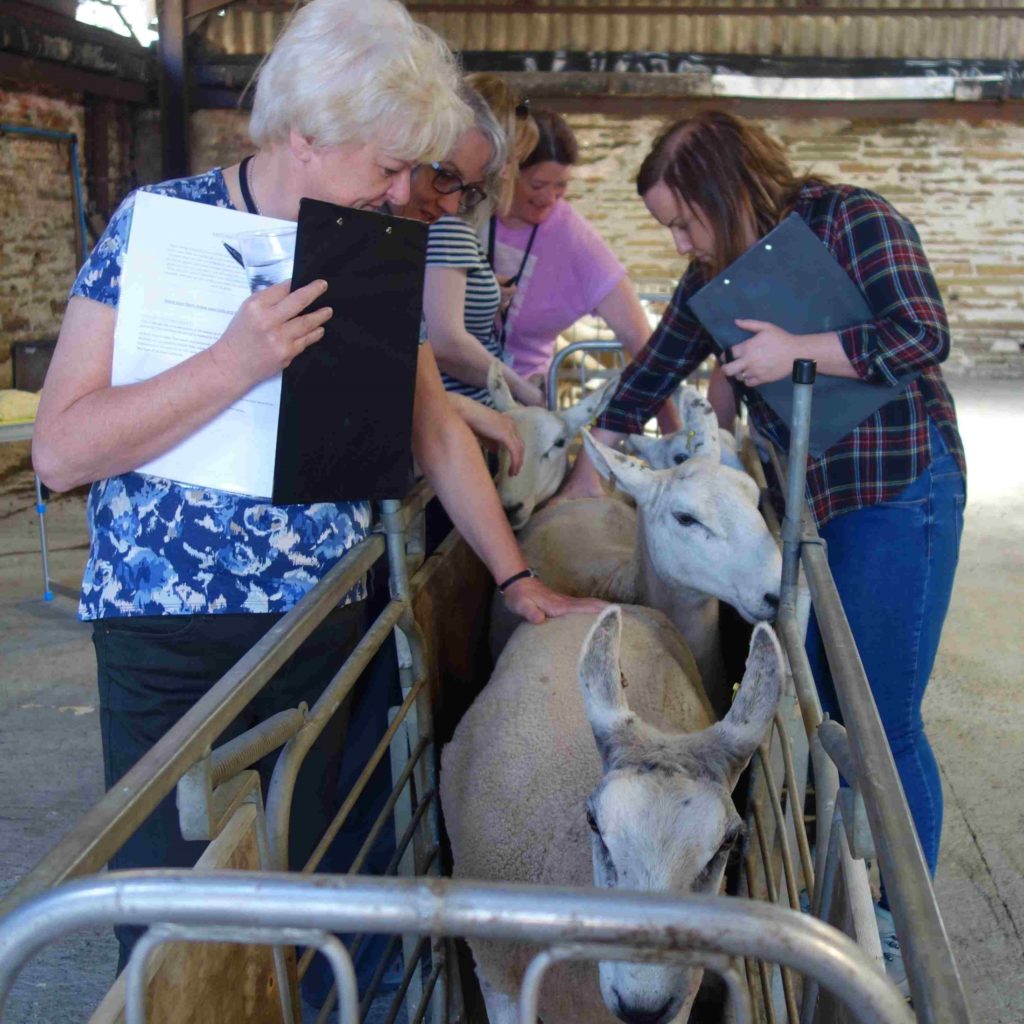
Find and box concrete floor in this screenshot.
[0,376,1021,1022]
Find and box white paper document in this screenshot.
[112,192,294,498]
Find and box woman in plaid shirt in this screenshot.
[563,111,966,986]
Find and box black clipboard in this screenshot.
[272,198,427,504]
[687,213,918,457]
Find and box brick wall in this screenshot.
[179,107,1024,375]
[3,97,1021,389]
[0,89,86,387]
[0,85,133,388]
[566,114,1024,375]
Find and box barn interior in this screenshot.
[0,0,1022,1022]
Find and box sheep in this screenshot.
[492,432,781,703]
[487,360,620,531]
[626,387,744,472]
[441,605,785,1024]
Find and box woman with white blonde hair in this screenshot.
[33,0,601,970]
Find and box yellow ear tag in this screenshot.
[731,681,741,704]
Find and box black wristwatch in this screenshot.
[497,568,538,594]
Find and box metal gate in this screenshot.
[0,341,973,1023]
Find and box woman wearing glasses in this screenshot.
[394,79,544,409]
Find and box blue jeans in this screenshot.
[806,420,965,881]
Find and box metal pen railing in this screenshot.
[0,477,450,1024]
[0,347,974,1024]
[0,874,915,1024]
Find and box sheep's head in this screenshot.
[584,433,781,623]
[578,607,783,1024]
[628,387,721,469]
[488,362,619,530]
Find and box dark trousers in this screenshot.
[93,602,370,969]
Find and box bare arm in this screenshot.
[595,277,682,435]
[32,282,331,492]
[423,265,543,406]
[411,345,603,623]
[447,391,524,476]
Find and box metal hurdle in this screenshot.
[0,349,974,1023]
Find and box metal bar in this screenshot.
[266,596,408,870]
[546,340,623,411]
[0,533,385,915]
[0,871,909,1021]
[800,810,845,1024]
[210,706,307,786]
[757,743,801,912]
[772,711,815,895]
[32,474,53,602]
[801,541,973,1022]
[358,932,403,1019]
[300,678,427,875]
[779,360,816,608]
[382,936,430,1024]
[410,953,443,1024]
[347,735,431,877]
[751,803,800,1023]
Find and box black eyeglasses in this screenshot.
[428,162,488,213]
[514,97,530,120]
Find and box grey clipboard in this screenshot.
[687,213,918,457]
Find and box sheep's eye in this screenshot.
[586,807,600,834]
[674,511,700,527]
[673,454,687,465]
[553,438,567,449]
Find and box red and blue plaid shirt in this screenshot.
[597,183,966,526]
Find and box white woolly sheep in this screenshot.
[487,360,619,530]
[492,433,781,700]
[442,605,784,1024]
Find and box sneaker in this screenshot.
[874,904,911,1000]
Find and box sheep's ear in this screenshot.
[626,432,663,466]
[685,623,783,788]
[677,387,721,463]
[488,361,517,413]
[578,606,633,770]
[583,431,659,505]
[561,371,621,436]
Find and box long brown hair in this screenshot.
[637,110,823,276]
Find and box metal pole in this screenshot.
[0,873,916,1024]
[545,340,623,411]
[780,359,816,609]
[0,533,385,915]
[33,475,53,602]
[0,124,89,264]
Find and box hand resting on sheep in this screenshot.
[490,431,781,707]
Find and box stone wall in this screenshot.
[3,98,1021,389]
[179,107,1024,374]
[566,114,1024,375]
[0,85,133,388]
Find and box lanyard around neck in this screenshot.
[488,215,539,288]
[238,154,259,215]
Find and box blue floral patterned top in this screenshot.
[70,169,371,620]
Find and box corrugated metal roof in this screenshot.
[199,2,1023,60]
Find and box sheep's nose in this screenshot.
[614,994,674,1024]
[764,592,780,611]
[503,502,524,518]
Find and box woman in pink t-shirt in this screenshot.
[486,109,680,432]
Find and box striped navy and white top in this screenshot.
[426,215,502,405]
